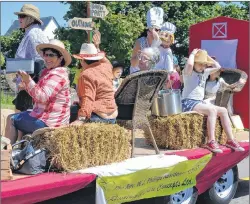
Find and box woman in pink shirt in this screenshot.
[5,39,71,144]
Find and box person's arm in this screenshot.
[130,40,141,67]
[93,30,101,51]
[151,29,162,48]
[183,49,200,75]
[77,73,97,119]
[19,70,67,103]
[207,61,221,74]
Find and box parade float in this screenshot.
[1,16,249,204]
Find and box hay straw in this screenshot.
[32,123,131,172]
[144,113,227,149]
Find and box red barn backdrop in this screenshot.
[189,16,249,128]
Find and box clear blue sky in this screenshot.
[1,1,70,35]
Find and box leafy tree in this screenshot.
[0,52,5,67]
[0,30,24,59]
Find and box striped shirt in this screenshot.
[25,67,71,127]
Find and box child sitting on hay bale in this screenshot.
[204,69,238,105]
[182,49,244,153]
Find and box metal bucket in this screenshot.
[151,89,182,116]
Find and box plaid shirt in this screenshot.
[25,67,71,127]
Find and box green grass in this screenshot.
[1,91,15,107]
[1,103,14,110]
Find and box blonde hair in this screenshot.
[160,32,175,45]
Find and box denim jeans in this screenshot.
[89,113,116,124]
[11,111,48,134]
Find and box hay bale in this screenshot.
[32,123,131,172]
[144,113,227,150]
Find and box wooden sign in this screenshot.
[90,3,109,19]
[68,18,95,30]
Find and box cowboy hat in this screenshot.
[36,39,72,67]
[14,4,43,25]
[194,50,214,65]
[73,43,105,60]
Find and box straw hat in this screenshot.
[36,39,72,67]
[194,50,214,65]
[14,4,43,25]
[73,43,105,60]
[146,7,164,29]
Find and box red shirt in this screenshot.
[25,67,70,127]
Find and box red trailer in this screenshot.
[189,16,249,128]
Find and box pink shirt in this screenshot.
[169,71,181,89]
[25,67,70,127]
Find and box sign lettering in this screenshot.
[90,3,109,19]
[97,154,212,204]
[68,18,94,30]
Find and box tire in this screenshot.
[165,187,198,204]
[197,166,239,204]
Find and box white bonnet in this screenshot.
[161,22,176,34]
[146,7,164,29]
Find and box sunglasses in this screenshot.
[44,53,59,58]
[18,14,27,19]
[148,28,161,33]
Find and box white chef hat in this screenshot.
[146,7,164,29]
[161,22,176,34]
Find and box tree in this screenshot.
[0,52,5,68]
[56,1,223,71]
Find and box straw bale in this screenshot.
[32,123,131,172]
[144,112,227,150]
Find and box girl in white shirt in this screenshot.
[204,69,237,105]
[182,49,244,153]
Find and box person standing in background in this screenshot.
[112,61,124,92]
[13,4,49,112]
[130,7,164,74]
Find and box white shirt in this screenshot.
[154,47,174,72]
[182,68,219,100]
[15,24,49,61]
[205,78,225,95]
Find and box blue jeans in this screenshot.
[11,111,48,134]
[89,113,116,124]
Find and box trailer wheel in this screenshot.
[197,166,238,204]
[165,187,198,204]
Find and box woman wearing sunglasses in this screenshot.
[12,4,49,112]
[5,39,72,144]
[130,7,164,74]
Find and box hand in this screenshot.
[151,28,160,41]
[18,70,31,83]
[18,82,26,91]
[70,120,85,126]
[191,48,200,55]
[93,30,101,48]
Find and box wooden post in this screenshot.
[87,1,92,43]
